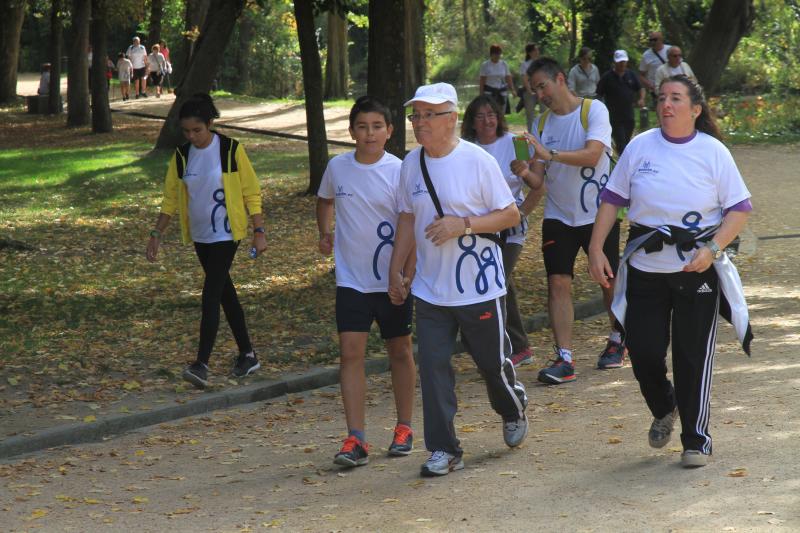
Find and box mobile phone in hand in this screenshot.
[513,135,530,161]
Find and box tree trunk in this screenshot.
[90,0,111,133]
[368,0,405,158]
[294,0,330,195]
[688,0,754,94]
[0,0,26,104]
[48,0,64,115]
[581,0,624,74]
[236,10,254,94]
[404,0,425,93]
[323,10,348,100]
[482,0,493,26]
[67,0,91,126]
[155,0,244,149]
[569,0,577,64]
[173,0,211,86]
[148,0,163,48]
[655,0,686,49]
[462,0,472,55]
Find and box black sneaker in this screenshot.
[231,352,260,378]
[388,424,413,456]
[537,348,576,385]
[597,339,625,369]
[333,435,369,467]
[182,361,209,389]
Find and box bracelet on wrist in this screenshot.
[254,226,265,234]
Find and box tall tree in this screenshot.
[0,0,26,104]
[48,0,64,114]
[67,0,91,126]
[294,0,330,194]
[155,0,245,148]
[688,0,755,94]
[581,0,624,73]
[323,9,348,100]
[148,0,164,48]
[368,0,405,157]
[235,8,255,94]
[404,0,425,93]
[90,0,111,132]
[173,0,211,86]
[462,0,473,54]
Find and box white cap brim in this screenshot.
[404,95,453,107]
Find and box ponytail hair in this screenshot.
[179,93,220,125]
[660,75,722,141]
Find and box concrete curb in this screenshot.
[0,298,605,460]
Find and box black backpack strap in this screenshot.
[175,142,191,180]
[418,149,505,249]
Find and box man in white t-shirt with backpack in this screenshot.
[512,57,623,385]
[388,82,528,477]
[127,36,149,98]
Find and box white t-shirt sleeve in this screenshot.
[605,142,634,200]
[586,100,613,149]
[567,66,577,93]
[479,156,516,211]
[501,60,510,77]
[479,61,490,76]
[397,156,414,214]
[318,161,335,199]
[713,144,751,208]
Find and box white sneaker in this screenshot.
[503,415,528,448]
[420,451,464,477]
[648,407,678,448]
[681,450,709,468]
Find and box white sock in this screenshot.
[244,351,255,359]
[609,331,623,344]
[558,348,573,363]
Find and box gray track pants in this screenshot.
[416,296,528,457]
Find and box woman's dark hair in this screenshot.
[179,93,220,125]
[348,95,392,129]
[658,75,722,141]
[461,95,507,142]
[524,43,538,60]
[489,44,502,56]
[527,57,565,80]
[577,46,592,61]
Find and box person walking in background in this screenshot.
[588,75,753,468]
[116,52,133,101]
[316,96,417,468]
[389,83,528,477]
[638,31,671,107]
[147,44,167,98]
[37,63,51,96]
[146,94,266,389]
[596,50,645,155]
[511,58,623,385]
[127,36,149,98]
[461,95,543,367]
[519,42,541,128]
[479,44,514,114]
[654,46,696,88]
[159,40,172,93]
[567,47,600,98]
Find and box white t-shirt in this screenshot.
[533,99,613,226]
[639,45,671,86]
[606,129,751,273]
[475,134,529,245]
[519,59,533,77]
[480,59,511,89]
[147,52,166,73]
[398,141,515,306]
[654,62,696,88]
[127,44,147,69]
[117,58,132,82]
[183,135,230,243]
[318,151,403,293]
[567,63,600,97]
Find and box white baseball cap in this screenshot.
[613,50,629,63]
[404,83,458,107]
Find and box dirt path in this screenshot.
[2,144,798,531]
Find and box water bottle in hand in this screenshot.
[249,247,258,259]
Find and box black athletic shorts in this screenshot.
[335,287,413,339]
[542,218,620,277]
[132,67,146,81]
[148,72,163,86]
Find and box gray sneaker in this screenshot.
[681,450,709,468]
[420,451,464,477]
[503,415,528,448]
[648,406,678,448]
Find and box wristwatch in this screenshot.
[253,227,265,234]
[549,149,559,161]
[463,217,473,235]
[706,240,723,260]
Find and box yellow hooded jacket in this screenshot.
[159,133,262,244]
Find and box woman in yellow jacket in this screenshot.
[146,93,266,389]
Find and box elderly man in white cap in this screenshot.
[387,82,528,477]
[596,49,645,155]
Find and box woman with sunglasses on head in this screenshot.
[588,76,753,468]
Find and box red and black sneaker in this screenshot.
[388,424,413,456]
[333,435,369,467]
[597,339,626,369]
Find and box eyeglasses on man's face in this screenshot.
[407,110,454,122]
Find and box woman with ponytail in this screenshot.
[146,93,266,389]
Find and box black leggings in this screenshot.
[194,241,252,364]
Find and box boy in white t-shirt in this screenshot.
[116,53,133,101]
[316,96,416,468]
[512,57,623,385]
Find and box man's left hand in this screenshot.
[425,215,465,246]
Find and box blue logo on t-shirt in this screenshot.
[412,182,428,197]
[211,188,231,233]
[372,221,394,280]
[455,235,503,294]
